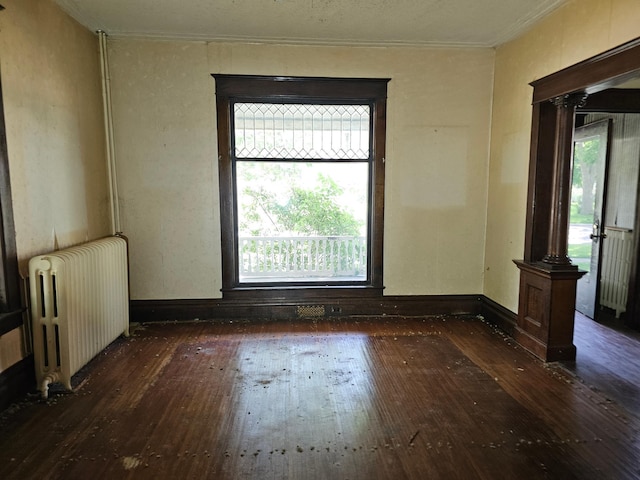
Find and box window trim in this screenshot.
[213,75,389,298]
[0,74,24,335]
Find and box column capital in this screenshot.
[550,92,588,109]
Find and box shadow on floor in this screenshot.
[559,309,640,419]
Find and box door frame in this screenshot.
[522,37,640,343]
[577,90,640,327]
[571,119,613,320]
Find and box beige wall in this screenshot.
[0,0,111,372]
[108,40,495,299]
[485,0,640,312]
[0,0,111,265]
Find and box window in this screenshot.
[0,76,22,337]
[213,75,388,297]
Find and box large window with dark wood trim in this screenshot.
[213,75,388,294]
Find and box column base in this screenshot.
[513,260,586,362]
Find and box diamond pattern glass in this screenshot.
[234,103,370,159]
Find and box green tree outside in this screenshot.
[572,138,600,216]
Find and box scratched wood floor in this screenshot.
[562,311,640,419]
[1,315,639,479]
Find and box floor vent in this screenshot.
[296,305,325,318]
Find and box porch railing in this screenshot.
[239,236,367,280]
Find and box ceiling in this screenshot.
[53,0,567,48]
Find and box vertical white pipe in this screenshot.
[98,30,121,234]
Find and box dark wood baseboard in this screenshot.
[480,296,518,336]
[131,294,485,323]
[0,354,34,412]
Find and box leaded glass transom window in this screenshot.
[233,103,370,160]
[214,75,388,294]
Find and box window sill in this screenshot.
[221,284,384,302]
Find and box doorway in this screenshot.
[513,38,640,361]
[570,111,640,323]
[570,119,611,319]
[516,43,640,344]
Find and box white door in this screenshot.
[570,119,611,319]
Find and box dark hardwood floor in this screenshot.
[558,310,640,419]
[1,315,639,479]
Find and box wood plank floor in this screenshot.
[559,311,640,419]
[1,315,639,479]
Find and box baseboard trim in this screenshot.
[131,294,485,323]
[0,354,35,412]
[480,296,518,336]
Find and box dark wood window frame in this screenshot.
[0,74,23,336]
[213,75,389,301]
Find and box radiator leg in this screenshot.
[40,373,58,400]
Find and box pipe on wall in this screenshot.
[98,30,121,235]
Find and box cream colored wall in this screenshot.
[485,0,640,312]
[0,0,111,372]
[108,40,495,299]
[0,0,111,266]
[0,329,25,373]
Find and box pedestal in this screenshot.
[513,260,586,362]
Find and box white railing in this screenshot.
[239,236,367,280]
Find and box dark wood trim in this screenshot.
[131,299,217,323]
[213,75,390,100]
[214,82,236,288]
[374,295,483,317]
[519,36,640,359]
[540,94,586,266]
[221,286,385,301]
[0,354,34,412]
[580,88,640,113]
[524,101,557,262]
[480,295,517,336]
[514,260,584,362]
[130,294,483,323]
[0,73,21,314]
[626,162,640,329]
[576,103,640,327]
[531,37,640,103]
[212,75,389,296]
[370,92,387,289]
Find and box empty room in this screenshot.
[1,0,640,478]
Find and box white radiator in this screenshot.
[600,227,633,318]
[29,236,129,398]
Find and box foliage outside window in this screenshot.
[214,75,388,294]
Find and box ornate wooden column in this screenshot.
[514,93,587,362]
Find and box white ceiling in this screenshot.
[53,0,567,48]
